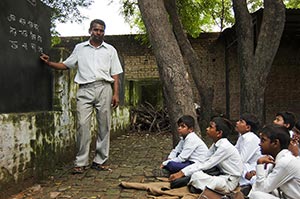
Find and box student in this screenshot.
[235,113,261,194]
[273,111,296,138]
[249,124,300,199]
[154,115,208,176]
[290,120,300,156]
[169,117,243,193]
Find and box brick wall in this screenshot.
[224,35,300,122]
[57,33,300,122]
[265,38,300,122]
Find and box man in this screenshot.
[40,19,123,174]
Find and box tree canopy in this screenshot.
[41,0,93,35]
[122,0,299,37]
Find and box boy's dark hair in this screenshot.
[276,111,296,130]
[89,19,106,31]
[212,117,234,138]
[177,115,195,129]
[240,113,260,133]
[260,124,290,149]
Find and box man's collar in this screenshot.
[83,40,107,48]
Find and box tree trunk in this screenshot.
[232,0,285,123]
[138,0,199,146]
[164,0,214,132]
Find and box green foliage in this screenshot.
[51,36,61,47]
[122,0,236,38]
[284,0,300,8]
[41,0,93,36]
[121,0,299,37]
[177,0,235,36]
[121,0,150,45]
[247,0,263,12]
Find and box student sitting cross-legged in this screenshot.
[153,115,208,177]
[235,113,261,195]
[169,116,243,193]
[249,124,300,199]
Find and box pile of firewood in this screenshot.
[129,102,170,133]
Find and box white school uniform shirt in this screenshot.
[251,149,300,199]
[162,132,208,166]
[289,130,293,138]
[235,132,261,186]
[63,40,123,84]
[182,138,243,177]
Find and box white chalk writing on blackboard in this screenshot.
[7,14,16,22]
[7,13,43,53]
[22,42,28,50]
[27,0,37,7]
[9,26,17,36]
[19,18,26,25]
[9,40,18,49]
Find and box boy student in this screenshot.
[169,117,243,193]
[155,115,208,176]
[290,120,300,156]
[235,113,261,192]
[273,111,296,138]
[249,124,300,199]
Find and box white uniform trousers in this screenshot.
[189,170,240,193]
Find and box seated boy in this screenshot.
[155,115,208,176]
[169,117,243,193]
[235,113,261,194]
[273,111,296,138]
[249,124,300,199]
[273,111,299,157]
[290,120,300,156]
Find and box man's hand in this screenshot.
[111,95,119,108]
[40,53,50,64]
[245,170,256,180]
[257,155,275,165]
[169,171,184,181]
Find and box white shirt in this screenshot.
[63,40,123,84]
[182,138,243,177]
[252,149,300,199]
[289,130,293,138]
[162,132,208,166]
[235,132,261,185]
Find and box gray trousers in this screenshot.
[74,81,112,167]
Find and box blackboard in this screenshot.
[0,0,52,113]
